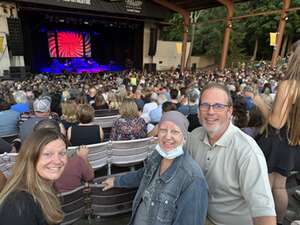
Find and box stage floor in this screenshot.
[40,58,124,74]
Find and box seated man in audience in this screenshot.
[19,96,65,141]
[169,88,180,108]
[149,94,168,124]
[87,86,97,107]
[178,89,199,116]
[186,83,276,225]
[0,99,20,137]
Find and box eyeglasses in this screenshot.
[199,103,230,112]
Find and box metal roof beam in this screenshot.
[153,0,190,72]
[217,0,233,71]
[271,0,291,68]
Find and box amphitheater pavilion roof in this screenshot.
[153,0,289,71]
[159,0,252,11]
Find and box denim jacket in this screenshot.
[114,150,208,225]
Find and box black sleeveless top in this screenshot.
[70,124,101,146]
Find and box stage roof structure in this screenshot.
[153,0,290,71]
[160,0,252,11]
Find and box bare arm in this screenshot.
[59,123,66,136]
[67,127,72,141]
[99,126,104,142]
[77,146,94,181]
[254,80,290,129]
[253,216,276,225]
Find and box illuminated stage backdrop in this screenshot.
[48,31,91,58]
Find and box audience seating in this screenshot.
[56,173,137,223]
[0,153,18,177]
[65,137,156,175]
[90,176,137,217]
[58,184,90,225]
[108,137,157,174]
[0,137,156,177]
[94,115,120,128]
[94,115,120,141]
[1,133,19,144]
[95,109,119,117]
[0,137,156,223]
[67,142,109,170]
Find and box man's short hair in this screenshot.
[187,90,199,103]
[33,97,51,113]
[162,102,177,112]
[170,89,179,100]
[33,119,60,133]
[200,82,233,106]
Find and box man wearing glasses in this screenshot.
[186,83,276,225]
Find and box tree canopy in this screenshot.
[160,0,300,65]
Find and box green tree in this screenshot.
[160,0,300,65]
[160,14,183,41]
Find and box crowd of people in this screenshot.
[0,41,300,225]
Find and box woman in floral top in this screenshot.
[110,98,147,141]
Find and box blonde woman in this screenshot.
[61,101,78,130]
[0,129,68,225]
[110,98,147,141]
[252,40,300,225]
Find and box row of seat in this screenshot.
[0,137,157,177]
[0,114,121,143]
[59,174,137,225]
[93,114,120,128]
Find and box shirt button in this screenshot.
[207,158,210,160]
[165,200,168,204]
[151,202,154,206]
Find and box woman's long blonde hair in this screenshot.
[61,101,78,123]
[119,98,140,118]
[284,40,300,145]
[0,129,67,224]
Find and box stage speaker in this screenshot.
[191,63,196,73]
[9,66,26,79]
[148,28,157,56]
[144,63,156,73]
[10,66,25,74]
[7,18,24,56]
[3,70,9,76]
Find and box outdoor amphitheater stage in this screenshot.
[19,10,143,74]
[40,58,124,74]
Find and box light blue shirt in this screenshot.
[149,105,162,123]
[0,110,20,136]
